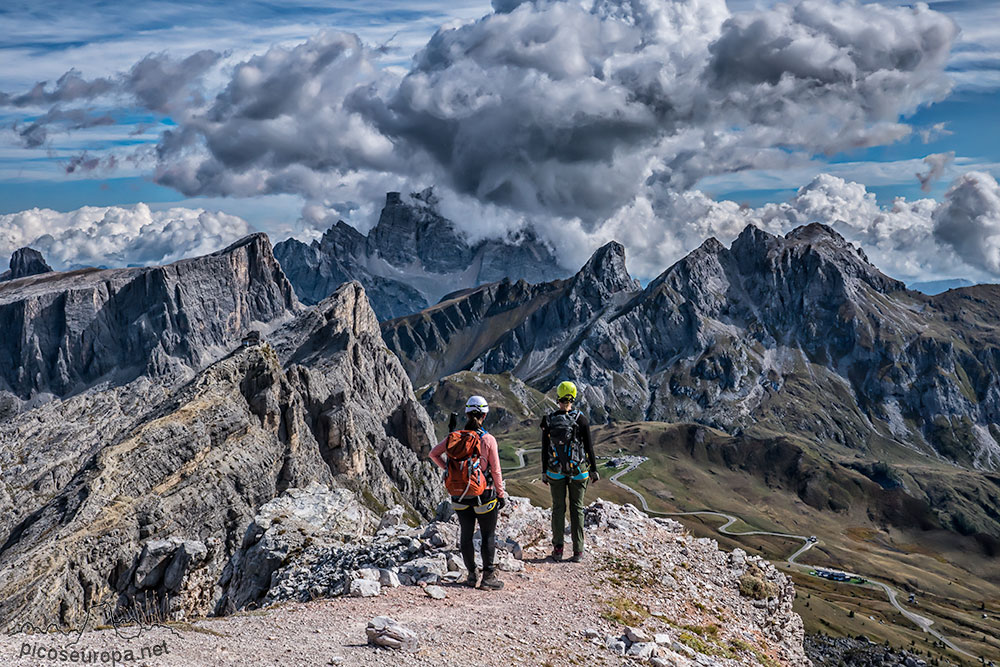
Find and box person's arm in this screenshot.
[577,413,596,471]
[484,434,505,498]
[429,438,448,470]
[540,415,549,473]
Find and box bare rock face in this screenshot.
[274,189,568,320]
[0,247,52,282]
[0,281,442,627]
[385,224,1000,473]
[0,233,299,404]
[383,241,638,389]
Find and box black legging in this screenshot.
[455,505,498,574]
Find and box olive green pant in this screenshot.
[549,475,588,552]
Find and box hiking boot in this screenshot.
[465,568,478,588]
[570,550,585,563]
[480,570,504,591]
[550,545,564,561]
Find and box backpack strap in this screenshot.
[477,427,496,489]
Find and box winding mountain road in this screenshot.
[604,458,973,658]
[510,451,974,658]
[514,447,538,470]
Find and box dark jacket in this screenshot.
[540,409,596,475]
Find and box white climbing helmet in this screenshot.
[465,395,489,415]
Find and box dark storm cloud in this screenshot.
[1,51,221,147]
[143,0,958,225]
[0,69,115,107]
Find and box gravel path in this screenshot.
[1,553,618,667]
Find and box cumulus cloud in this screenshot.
[5,0,956,227]
[153,32,398,200]
[0,203,252,271]
[1,0,980,283]
[932,172,1000,274]
[524,169,1000,285]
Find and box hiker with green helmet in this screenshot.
[540,380,598,562]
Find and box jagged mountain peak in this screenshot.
[698,236,726,254]
[729,222,904,295]
[570,240,640,300]
[784,221,847,245]
[317,281,381,340]
[214,231,272,255]
[1,246,52,282]
[274,190,569,319]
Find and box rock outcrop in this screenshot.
[274,189,568,320]
[0,233,299,405]
[0,281,441,627]
[0,247,52,282]
[200,493,809,666]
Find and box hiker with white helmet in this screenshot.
[429,395,507,590]
[541,381,598,562]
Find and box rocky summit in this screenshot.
[385,223,1000,474]
[0,247,52,282]
[0,491,812,666]
[274,189,568,320]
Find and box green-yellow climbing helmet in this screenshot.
[556,381,577,400]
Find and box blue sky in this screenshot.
[1,0,999,283]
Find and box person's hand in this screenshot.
[542,475,549,485]
[496,496,506,511]
[591,470,601,482]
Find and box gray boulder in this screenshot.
[366,616,418,651]
[349,579,381,597]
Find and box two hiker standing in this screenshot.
[430,380,598,591]
[430,396,506,590]
[541,381,598,562]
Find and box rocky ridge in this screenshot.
[143,482,809,666]
[0,281,441,628]
[384,223,1000,475]
[274,189,568,320]
[0,234,299,408]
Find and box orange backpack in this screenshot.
[444,429,488,500]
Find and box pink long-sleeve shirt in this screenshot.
[430,431,505,498]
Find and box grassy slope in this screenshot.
[490,418,1000,665]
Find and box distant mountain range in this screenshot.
[274,189,569,320]
[384,223,1000,475]
[0,234,299,412]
